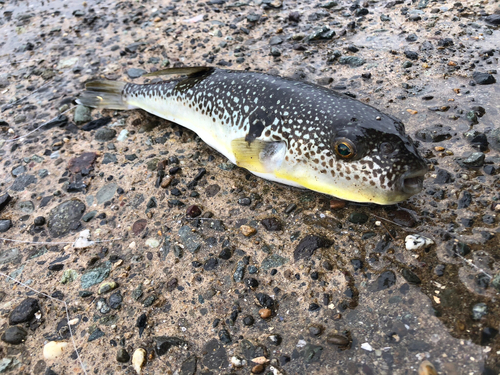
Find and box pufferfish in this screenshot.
[77,67,428,204]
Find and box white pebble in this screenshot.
[405,235,434,251]
[117,129,129,142]
[296,339,307,348]
[269,366,284,375]
[132,348,146,374]
[361,342,373,351]
[230,356,244,368]
[73,229,95,248]
[43,341,68,359]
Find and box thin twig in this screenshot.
[2,106,75,143]
[0,271,89,375]
[454,251,492,279]
[370,213,405,228]
[7,79,53,107]
[0,237,121,245]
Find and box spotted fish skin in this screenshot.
[79,68,428,204]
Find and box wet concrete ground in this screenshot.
[0,0,499,374]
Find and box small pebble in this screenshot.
[405,235,434,251]
[43,341,68,359]
[418,360,438,375]
[241,225,256,237]
[251,364,265,374]
[259,308,272,319]
[132,348,147,374]
[116,348,130,363]
[326,333,349,347]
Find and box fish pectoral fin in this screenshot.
[143,67,214,78]
[231,138,286,174]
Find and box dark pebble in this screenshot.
[256,293,275,309]
[434,169,453,184]
[284,203,297,214]
[348,212,368,224]
[351,259,363,271]
[415,125,452,143]
[219,329,232,344]
[109,291,123,309]
[480,327,499,345]
[387,208,417,228]
[323,261,333,271]
[294,235,332,261]
[0,219,12,232]
[460,152,485,168]
[268,334,282,345]
[1,326,28,345]
[308,303,320,311]
[0,193,11,212]
[34,216,46,226]
[309,325,323,336]
[458,191,472,208]
[116,348,130,363]
[483,214,495,224]
[127,68,147,79]
[186,205,202,218]
[375,271,396,291]
[47,199,86,238]
[472,71,496,85]
[136,313,147,337]
[279,355,291,366]
[204,258,218,271]
[10,174,37,192]
[154,336,188,356]
[243,315,254,326]
[401,268,421,284]
[406,33,418,42]
[238,197,251,206]
[218,247,232,260]
[202,338,229,370]
[289,11,301,22]
[88,328,105,342]
[9,298,40,325]
[94,127,116,142]
[434,264,446,276]
[447,241,471,256]
[48,264,64,271]
[485,14,500,25]
[261,217,282,231]
[180,356,197,375]
[245,278,259,289]
[404,50,419,60]
[81,117,112,131]
[169,166,181,175]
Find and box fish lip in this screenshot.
[400,168,427,195]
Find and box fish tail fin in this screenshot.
[77,81,131,110]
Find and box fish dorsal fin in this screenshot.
[231,138,286,174]
[143,66,214,78]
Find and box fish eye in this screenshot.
[334,139,356,159]
[380,142,395,154]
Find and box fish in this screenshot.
[77,67,428,205]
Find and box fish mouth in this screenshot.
[400,169,427,195]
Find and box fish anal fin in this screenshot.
[231,138,286,174]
